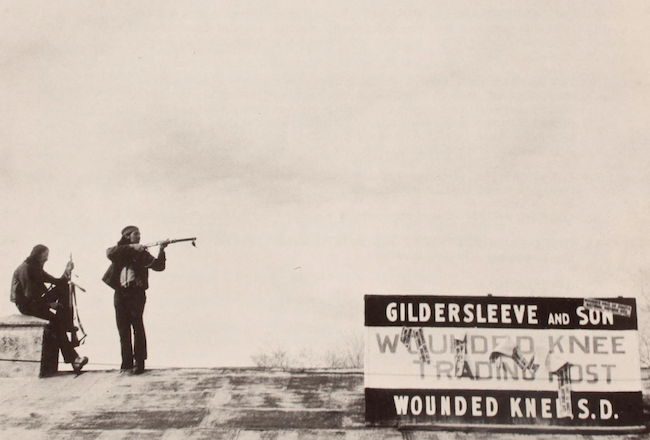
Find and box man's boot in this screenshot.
[132,359,145,375]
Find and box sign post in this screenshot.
[364,295,644,432]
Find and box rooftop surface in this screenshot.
[0,368,648,440]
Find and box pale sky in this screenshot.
[1,1,649,368]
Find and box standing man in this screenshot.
[103,226,167,374]
[11,244,89,372]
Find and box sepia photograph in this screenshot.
[1,1,649,438]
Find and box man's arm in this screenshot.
[42,271,63,284]
[145,249,166,272]
[43,259,73,284]
[107,244,141,262]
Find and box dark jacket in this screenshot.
[103,244,165,291]
[11,261,67,308]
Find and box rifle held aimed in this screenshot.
[144,237,197,249]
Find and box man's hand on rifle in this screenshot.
[130,244,146,252]
[159,239,170,250]
[64,260,74,278]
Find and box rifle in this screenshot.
[144,237,197,249]
[44,254,87,347]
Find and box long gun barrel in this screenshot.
[144,237,197,249]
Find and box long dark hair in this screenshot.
[117,236,131,246]
[25,244,49,281]
[25,244,48,267]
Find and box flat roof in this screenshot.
[0,368,647,439]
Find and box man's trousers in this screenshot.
[114,288,147,370]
